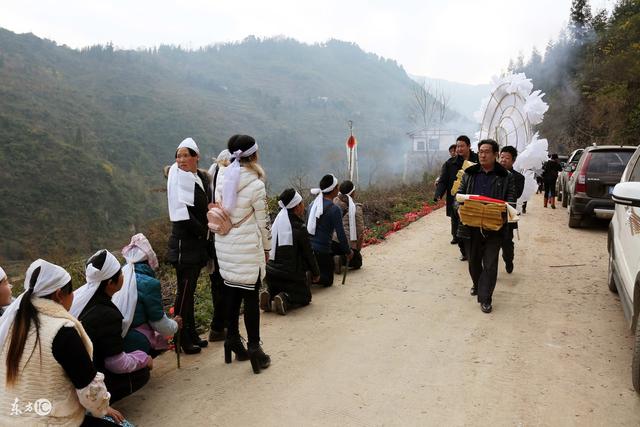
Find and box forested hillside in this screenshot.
[511,0,640,153]
[0,29,469,261]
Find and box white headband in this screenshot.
[0,259,71,351]
[278,192,303,210]
[0,266,5,282]
[178,137,199,155]
[70,250,122,318]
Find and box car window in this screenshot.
[587,151,633,175]
[629,154,640,182]
[571,150,583,163]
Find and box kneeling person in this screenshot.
[333,180,364,271]
[307,174,352,286]
[262,189,320,315]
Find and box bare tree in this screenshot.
[410,79,451,171]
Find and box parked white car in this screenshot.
[608,144,640,393]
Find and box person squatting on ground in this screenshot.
[456,139,516,314]
[434,135,479,261]
[71,250,152,404]
[206,149,231,343]
[113,234,182,357]
[262,188,320,315]
[307,174,353,286]
[214,134,272,374]
[542,153,563,209]
[498,146,525,274]
[166,137,210,354]
[333,180,364,271]
[0,259,126,426]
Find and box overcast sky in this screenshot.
[1,0,616,85]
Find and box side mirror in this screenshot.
[612,182,640,207]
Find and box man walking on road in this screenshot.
[434,135,479,261]
[456,139,516,313]
[499,146,525,274]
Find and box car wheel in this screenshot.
[568,206,581,228]
[632,316,640,393]
[562,187,569,208]
[607,246,618,294]
[557,183,563,202]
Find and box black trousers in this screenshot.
[81,415,120,426]
[104,367,150,404]
[450,212,466,256]
[225,280,260,344]
[209,269,226,332]
[501,224,515,264]
[174,264,201,335]
[314,251,335,287]
[267,276,312,307]
[464,228,504,305]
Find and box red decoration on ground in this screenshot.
[361,200,445,248]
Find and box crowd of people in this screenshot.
[0,130,563,425]
[0,134,365,425]
[435,135,564,314]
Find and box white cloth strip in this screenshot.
[307,175,338,235]
[167,163,198,221]
[270,192,303,260]
[222,142,260,212]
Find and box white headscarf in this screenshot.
[0,266,6,282]
[222,141,259,212]
[112,234,157,337]
[270,191,303,260]
[178,137,199,155]
[167,138,201,222]
[70,250,121,318]
[0,259,71,351]
[340,187,358,241]
[307,175,338,235]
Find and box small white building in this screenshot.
[403,128,461,182]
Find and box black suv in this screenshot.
[566,145,636,228]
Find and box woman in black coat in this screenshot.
[166,138,211,354]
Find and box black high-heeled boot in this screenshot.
[223,336,249,363]
[248,343,271,374]
[179,328,201,355]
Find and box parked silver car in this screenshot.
[557,148,584,207]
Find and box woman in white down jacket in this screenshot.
[214,134,272,374]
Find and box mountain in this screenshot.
[0,29,474,261]
[410,74,491,122]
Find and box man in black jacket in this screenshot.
[434,135,479,260]
[456,139,516,313]
[499,146,525,274]
[261,189,320,315]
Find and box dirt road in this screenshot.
[116,194,640,426]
